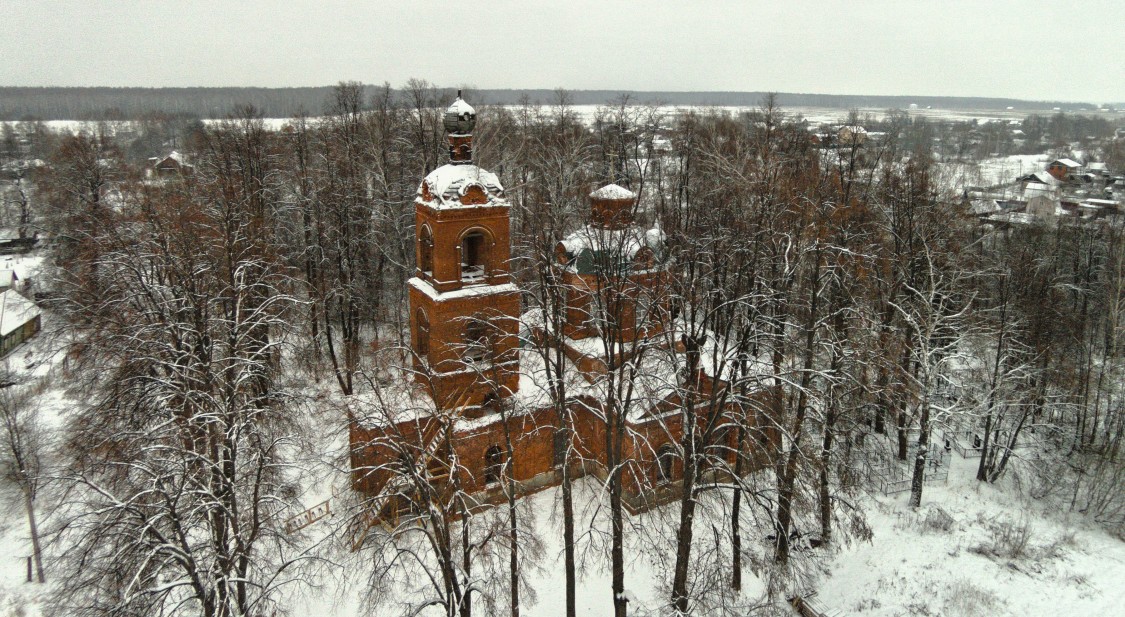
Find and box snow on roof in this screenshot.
[0,270,15,287]
[1087,162,1107,172]
[969,199,1001,215]
[985,212,1038,226]
[152,151,190,168]
[1022,171,1059,186]
[419,164,506,209]
[1052,158,1082,168]
[408,277,518,302]
[558,224,664,269]
[446,97,475,117]
[589,183,636,201]
[0,289,40,337]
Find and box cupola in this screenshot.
[444,91,476,164]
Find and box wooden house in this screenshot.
[148,151,194,177]
[1047,158,1082,181]
[0,289,41,357]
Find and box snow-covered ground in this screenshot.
[0,105,1089,137]
[817,453,1125,617]
[512,105,1038,128]
[0,510,45,616]
[0,312,73,617]
[283,450,1124,616]
[936,154,1052,193]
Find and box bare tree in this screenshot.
[0,379,47,583]
[51,113,312,617]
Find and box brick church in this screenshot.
[349,95,777,521]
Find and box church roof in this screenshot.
[443,96,477,135]
[589,183,636,201]
[419,164,506,209]
[446,97,475,117]
[558,224,665,274]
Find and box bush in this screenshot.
[924,506,955,533]
[971,515,1032,559]
[942,580,1004,616]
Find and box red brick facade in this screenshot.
[349,99,779,523]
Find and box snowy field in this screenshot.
[4,105,1109,136]
[936,154,1052,193]
[506,105,1041,127]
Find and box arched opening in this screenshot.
[415,309,430,363]
[462,318,489,363]
[461,230,489,282]
[484,445,504,485]
[418,226,433,274]
[656,445,675,484]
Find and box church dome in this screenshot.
[443,96,476,134]
[419,164,505,208]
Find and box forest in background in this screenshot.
[0,84,1106,120]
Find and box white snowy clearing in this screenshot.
[935,154,1052,193]
[817,453,1125,617]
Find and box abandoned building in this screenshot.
[349,95,778,525]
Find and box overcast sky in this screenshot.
[2,1,1122,103]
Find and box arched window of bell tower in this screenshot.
[415,309,431,363]
[459,228,492,283]
[418,225,434,275]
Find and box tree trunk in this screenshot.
[500,403,521,617]
[976,409,994,481]
[24,490,44,583]
[561,436,577,617]
[775,251,820,565]
[731,424,746,591]
[908,400,930,508]
[670,443,697,615]
[819,406,835,543]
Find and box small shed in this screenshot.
[0,289,41,357]
[1047,158,1082,181]
[0,269,17,291]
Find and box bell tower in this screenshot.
[408,94,520,412]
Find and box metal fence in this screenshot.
[862,447,949,496]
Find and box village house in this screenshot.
[1046,158,1082,181]
[147,150,193,177]
[836,124,868,147]
[349,96,778,525]
[0,289,41,357]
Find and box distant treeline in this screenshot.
[0,85,1103,121]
